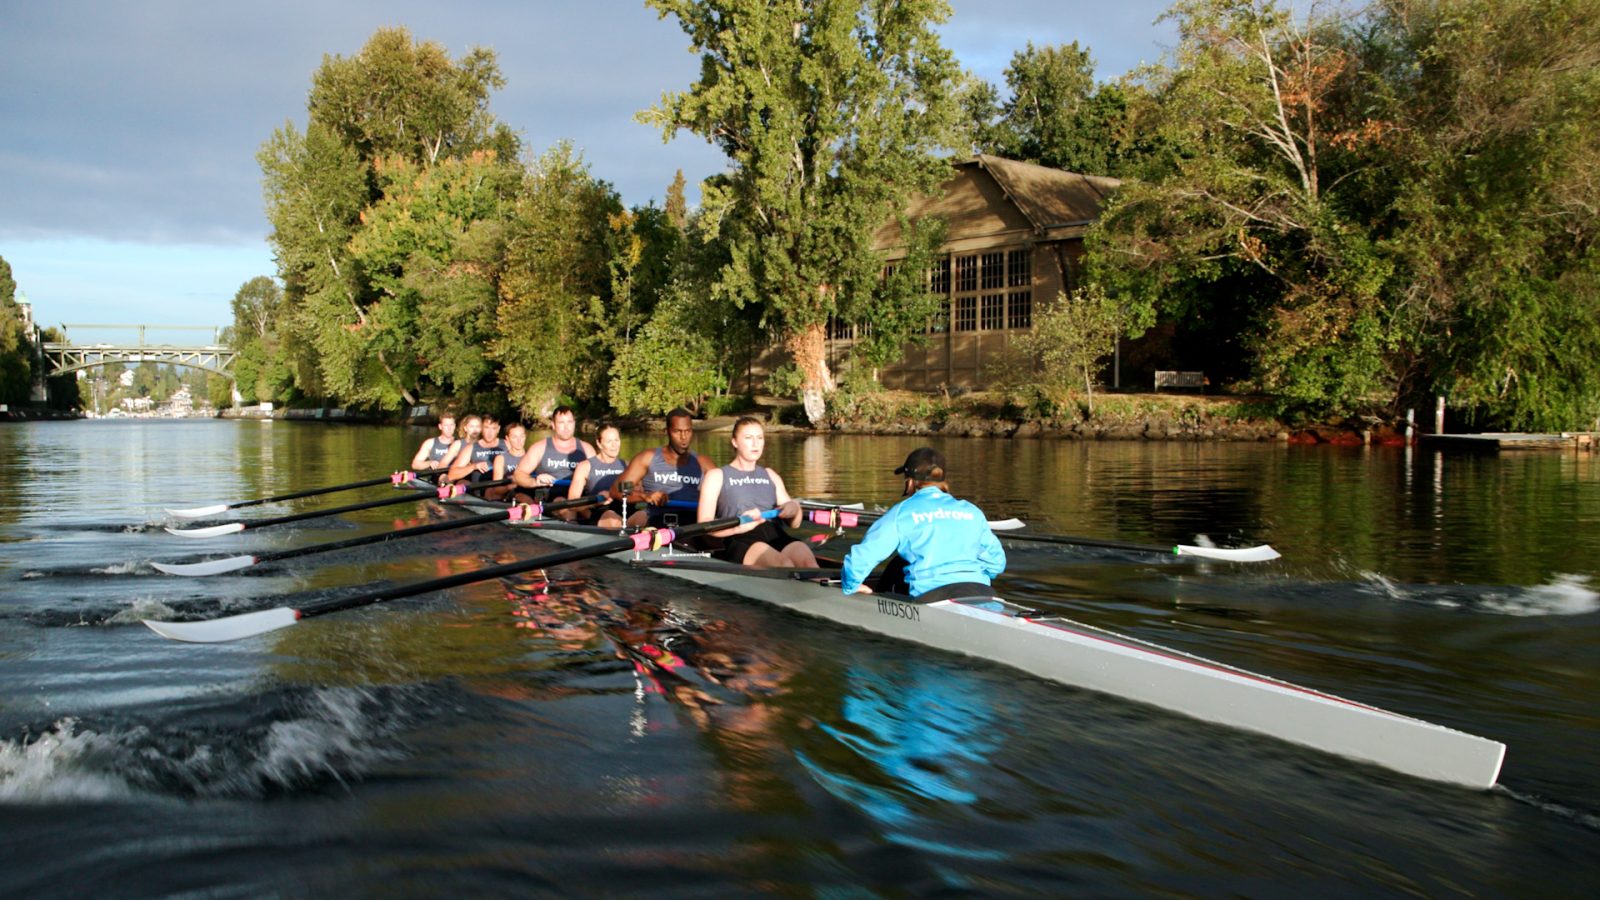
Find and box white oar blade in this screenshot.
[1175,543,1281,563]
[143,607,300,643]
[151,555,257,576]
[988,518,1026,531]
[164,503,230,519]
[164,522,247,539]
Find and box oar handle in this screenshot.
[295,512,759,622]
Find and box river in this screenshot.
[1,419,1595,895]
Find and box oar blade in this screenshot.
[165,503,230,519]
[143,607,299,643]
[151,555,257,576]
[164,522,247,539]
[1175,543,1281,563]
[988,518,1026,531]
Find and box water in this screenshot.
[1,420,1596,895]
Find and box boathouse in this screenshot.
[732,155,1119,395]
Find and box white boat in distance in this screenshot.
[435,487,1505,791]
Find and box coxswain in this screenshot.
[512,406,596,497]
[485,422,528,502]
[697,417,817,568]
[840,447,1006,601]
[409,411,460,473]
[611,407,716,527]
[568,422,627,527]
[446,414,507,486]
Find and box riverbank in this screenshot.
[218,391,1415,445]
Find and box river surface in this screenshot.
[1,419,1596,896]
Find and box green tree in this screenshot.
[1368,0,1600,429]
[642,0,964,423]
[260,27,520,406]
[1006,289,1125,415]
[491,143,621,416]
[1086,0,1393,419]
[0,256,32,405]
[608,291,729,415]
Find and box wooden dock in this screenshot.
[1420,432,1596,452]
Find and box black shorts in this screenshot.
[714,520,798,564]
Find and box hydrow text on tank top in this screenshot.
[584,456,626,494]
[426,436,454,462]
[467,439,506,466]
[532,438,589,480]
[715,464,777,518]
[643,449,703,501]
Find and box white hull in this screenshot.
[424,487,1506,789]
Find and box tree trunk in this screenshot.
[787,321,835,425]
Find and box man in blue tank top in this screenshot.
[410,411,459,472]
[512,406,596,498]
[611,408,717,527]
[841,447,1006,601]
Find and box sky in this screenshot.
[0,0,1178,342]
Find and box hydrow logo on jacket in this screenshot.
[841,487,1005,597]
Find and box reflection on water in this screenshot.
[0,420,1595,895]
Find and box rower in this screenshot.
[568,422,627,527]
[841,447,1005,601]
[512,406,596,498]
[697,417,817,568]
[410,411,460,473]
[611,407,716,527]
[446,414,507,487]
[485,422,528,502]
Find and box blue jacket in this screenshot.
[841,487,1006,596]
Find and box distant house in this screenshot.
[731,155,1120,395]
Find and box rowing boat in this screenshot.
[411,482,1506,790]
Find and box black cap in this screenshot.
[893,447,947,479]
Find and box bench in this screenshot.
[1154,370,1207,392]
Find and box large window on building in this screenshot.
[946,248,1033,332]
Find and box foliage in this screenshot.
[965,42,1137,177]
[0,255,32,405]
[1001,289,1125,415]
[844,216,948,375]
[1083,0,1600,428]
[491,143,621,417]
[260,27,520,407]
[643,0,965,423]
[608,293,728,416]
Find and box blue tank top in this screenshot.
[583,456,626,494]
[715,464,778,517]
[425,436,454,462]
[642,448,703,503]
[531,438,589,480]
[466,439,506,466]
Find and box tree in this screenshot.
[962,43,1138,177]
[1008,289,1124,415]
[1086,0,1393,419]
[1367,0,1600,429]
[608,291,729,415]
[260,27,520,407]
[643,0,964,423]
[0,255,32,405]
[491,143,621,417]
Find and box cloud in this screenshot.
[0,0,1176,247]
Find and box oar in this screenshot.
[165,468,445,519]
[163,479,510,539]
[152,493,610,576]
[143,510,778,643]
[799,500,1279,563]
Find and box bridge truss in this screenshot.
[40,324,236,379]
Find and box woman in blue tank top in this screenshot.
[696,417,817,568]
[568,423,626,527]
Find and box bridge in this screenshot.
[40,324,237,378]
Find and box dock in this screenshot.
[1420,432,1596,452]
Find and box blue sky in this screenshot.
[0,1,1178,337]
